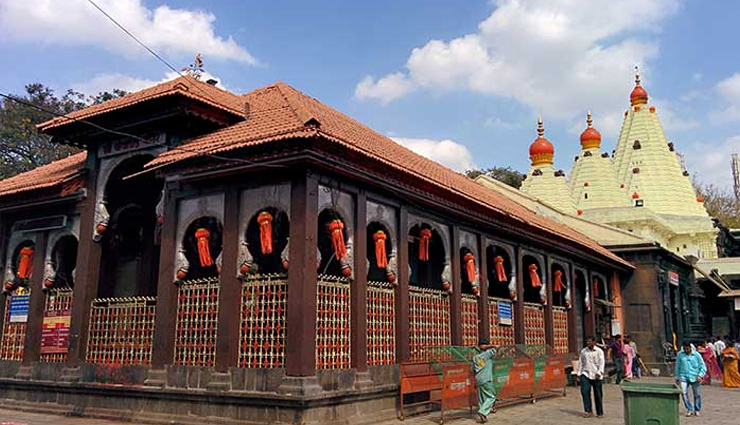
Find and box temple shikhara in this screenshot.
[0,69,729,423]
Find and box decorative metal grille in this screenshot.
[86,296,156,365]
[0,294,27,361]
[488,297,515,347]
[461,294,479,347]
[553,306,569,354]
[409,286,450,362]
[316,275,351,369]
[175,278,220,366]
[40,288,73,363]
[239,274,287,368]
[367,281,395,366]
[523,302,546,346]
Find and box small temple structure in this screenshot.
[0,76,632,423]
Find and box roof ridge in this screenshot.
[274,82,321,127]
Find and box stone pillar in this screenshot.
[477,235,490,342]
[610,270,623,335]
[20,231,49,369]
[544,256,554,349]
[396,207,410,363]
[584,270,597,339]
[450,226,462,345]
[351,191,368,373]
[285,170,319,377]
[514,246,525,344]
[567,262,579,354]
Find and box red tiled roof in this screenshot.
[0,152,87,198]
[37,76,245,131]
[147,82,631,268]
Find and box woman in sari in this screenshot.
[698,341,722,384]
[721,341,740,388]
[623,335,635,380]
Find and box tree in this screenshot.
[693,177,740,228]
[0,84,126,179]
[465,166,525,189]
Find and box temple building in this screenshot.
[0,76,631,423]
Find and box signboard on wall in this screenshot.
[611,319,621,336]
[668,271,679,286]
[8,294,30,323]
[498,300,513,326]
[40,310,72,354]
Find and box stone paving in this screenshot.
[0,378,738,424]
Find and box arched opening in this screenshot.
[367,221,393,283]
[408,223,446,290]
[98,155,163,298]
[523,255,544,304]
[592,274,612,338]
[49,235,78,289]
[318,208,350,277]
[551,263,567,307]
[459,247,477,295]
[245,207,289,274]
[486,245,512,299]
[592,275,608,300]
[180,216,223,281]
[7,240,35,290]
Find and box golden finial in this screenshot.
[586,110,593,128]
[537,115,544,137]
[635,65,641,86]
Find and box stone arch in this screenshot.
[367,221,395,283]
[522,253,546,304]
[241,207,290,275]
[486,242,515,300]
[408,222,447,290]
[318,207,351,278]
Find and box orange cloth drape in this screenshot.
[17,247,34,279]
[553,270,564,293]
[528,264,541,288]
[373,230,388,269]
[592,279,599,298]
[195,228,213,267]
[494,256,507,282]
[258,211,273,255]
[418,229,432,261]
[463,253,476,283]
[329,219,347,260]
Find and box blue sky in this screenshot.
[2,0,740,190]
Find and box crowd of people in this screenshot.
[575,334,740,419]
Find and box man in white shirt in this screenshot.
[576,335,606,418]
[714,337,726,372]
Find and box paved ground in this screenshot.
[0,378,738,424]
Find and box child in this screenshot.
[472,338,497,423]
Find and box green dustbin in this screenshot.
[621,382,682,425]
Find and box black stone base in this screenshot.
[0,361,400,424]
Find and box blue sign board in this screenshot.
[498,300,513,326]
[8,294,30,323]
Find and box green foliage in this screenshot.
[465,166,525,189]
[693,177,740,229]
[0,84,126,179]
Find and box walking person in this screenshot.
[714,337,725,372]
[675,341,707,417]
[698,341,722,385]
[473,338,497,423]
[721,340,740,388]
[623,335,635,381]
[576,336,605,418]
[608,334,625,384]
[627,336,642,379]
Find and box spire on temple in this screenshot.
[529,116,555,166]
[630,66,649,106]
[580,111,602,150]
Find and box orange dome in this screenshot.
[529,117,554,166]
[630,66,648,106]
[580,111,601,149]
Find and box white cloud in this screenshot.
[355,73,414,104]
[684,135,740,190]
[392,137,476,172]
[72,70,227,96]
[356,0,679,137]
[651,99,700,131]
[483,116,519,130]
[710,73,740,123]
[0,0,255,64]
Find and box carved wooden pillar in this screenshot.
[396,207,410,363]
[514,246,525,344]
[584,270,597,339]
[151,183,178,368]
[610,270,623,335]
[22,231,48,365]
[478,235,490,342]
[285,171,319,376]
[214,188,241,372]
[450,226,462,345]
[567,261,579,354]
[351,192,368,371]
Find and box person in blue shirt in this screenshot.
[472,338,496,423]
[674,341,707,417]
